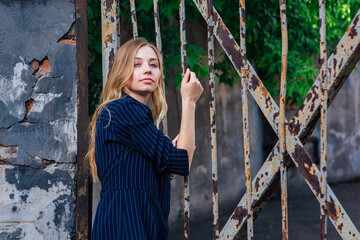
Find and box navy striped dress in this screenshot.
[91,95,189,240]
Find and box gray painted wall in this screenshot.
[326,61,360,182]
[0,1,77,239]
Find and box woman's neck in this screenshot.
[123,90,149,105]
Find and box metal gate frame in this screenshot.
[191,1,360,238]
[92,1,360,239]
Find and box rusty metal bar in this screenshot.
[239,0,253,239]
[279,0,288,239]
[183,177,190,240]
[319,0,329,239]
[101,0,119,86]
[288,14,360,140]
[218,11,360,240]
[153,0,162,56]
[117,1,121,46]
[190,1,360,238]
[319,0,329,235]
[130,0,138,38]
[226,10,359,240]
[153,0,168,134]
[75,0,91,239]
[207,0,219,239]
[180,0,190,239]
[180,0,187,78]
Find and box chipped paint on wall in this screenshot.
[0,0,77,239]
[31,93,63,113]
[50,119,77,158]
[0,60,29,117]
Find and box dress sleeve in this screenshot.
[107,100,189,176]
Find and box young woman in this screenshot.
[88,38,203,239]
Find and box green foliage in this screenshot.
[177,208,184,219]
[88,0,360,114]
[211,0,359,106]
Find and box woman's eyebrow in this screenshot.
[134,57,158,61]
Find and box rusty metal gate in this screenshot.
[97,0,360,239]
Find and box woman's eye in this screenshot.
[134,63,141,67]
[150,64,158,68]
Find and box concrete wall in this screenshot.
[326,61,360,182]
[0,1,77,239]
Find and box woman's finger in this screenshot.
[189,72,197,82]
[172,134,179,147]
[181,68,191,84]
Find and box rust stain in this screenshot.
[293,144,320,195]
[213,180,218,195]
[30,60,39,71]
[288,119,301,135]
[254,177,260,192]
[58,39,76,45]
[38,59,51,76]
[104,34,113,45]
[338,223,344,232]
[231,206,247,228]
[327,196,338,221]
[25,99,35,114]
[349,15,359,39]
[250,75,259,91]
[339,58,344,70]
[105,0,113,10]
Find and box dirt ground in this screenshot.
[170,180,360,240]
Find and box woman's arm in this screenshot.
[176,68,203,171]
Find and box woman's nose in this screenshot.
[143,64,151,73]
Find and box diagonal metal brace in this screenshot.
[191,1,360,239]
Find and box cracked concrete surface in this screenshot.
[0,1,77,239]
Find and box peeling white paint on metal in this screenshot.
[31,93,63,113]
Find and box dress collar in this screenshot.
[123,94,153,120]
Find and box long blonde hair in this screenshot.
[87,38,168,182]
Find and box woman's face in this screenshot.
[125,45,161,101]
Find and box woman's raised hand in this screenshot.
[177,68,202,169]
[180,68,204,103]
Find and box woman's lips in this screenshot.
[140,78,154,83]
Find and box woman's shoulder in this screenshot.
[106,96,148,112]
[105,96,132,109]
[102,96,152,122]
